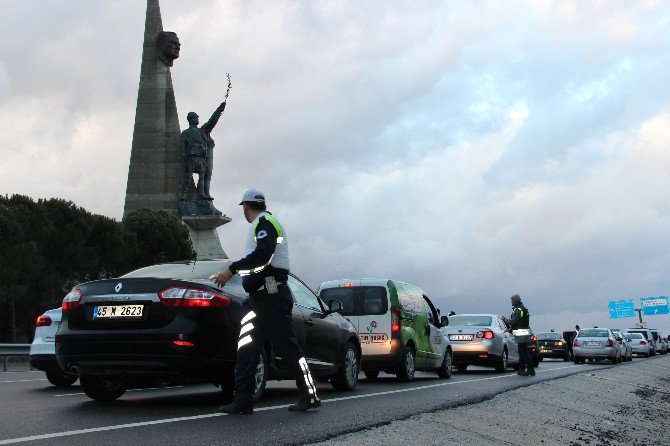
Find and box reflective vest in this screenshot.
[242,211,290,273]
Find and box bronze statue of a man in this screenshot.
[157,31,180,66]
[178,102,226,201]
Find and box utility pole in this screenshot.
[635,308,646,327]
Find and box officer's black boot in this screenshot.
[219,401,253,415]
[288,390,321,412]
[517,368,527,376]
[525,367,536,376]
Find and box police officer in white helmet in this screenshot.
[213,189,320,414]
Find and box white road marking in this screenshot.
[0,365,581,445]
[0,379,48,384]
[54,385,184,397]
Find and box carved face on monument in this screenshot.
[156,31,180,66]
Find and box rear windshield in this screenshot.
[537,333,562,340]
[578,329,609,338]
[627,333,644,339]
[447,315,492,327]
[122,261,238,282]
[627,330,649,339]
[319,286,388,316]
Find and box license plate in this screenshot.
[449,334,473,341]
[586,341,601,346]
[93,305,144,319]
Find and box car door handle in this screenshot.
[306,319,314,327]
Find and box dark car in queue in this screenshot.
[537,332,571,361]
[56,260,361,402]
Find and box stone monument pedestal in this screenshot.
[182,215,231,260]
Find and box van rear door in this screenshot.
[357,286,392,356]
[318,281,361,337]
[319,282,392,356]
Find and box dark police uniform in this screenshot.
[505,299,535,376]
[223,210,319,411]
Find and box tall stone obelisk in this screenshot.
[123,0,181,217]
[123,0,230,259]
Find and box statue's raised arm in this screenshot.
[201,101,226,134]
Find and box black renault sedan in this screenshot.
[56,260,360,401]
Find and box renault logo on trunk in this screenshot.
[115,283,123,293]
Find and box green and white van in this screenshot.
[318,279,452,382]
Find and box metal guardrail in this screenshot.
[0,344,31,372]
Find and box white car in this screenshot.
[627,333,651,357]
[29,308,78,387]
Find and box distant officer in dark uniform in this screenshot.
[504,294,535,376]
[213,189,320,414]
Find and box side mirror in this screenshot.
[440,316,449,327]
[326,299,343,314]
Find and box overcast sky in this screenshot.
[1,0,670,333]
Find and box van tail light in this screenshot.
[36,315,52,327]
[639,341,647,345]
[573,340,579,347]
[391,306,401,333]
[476,330,495,340]
[159,287,232,308]
[62,289,83,311]
[172,340,195,348]
[606,339,614,347]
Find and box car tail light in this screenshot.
[159,286,232,308]
[391,306,401,333]
[573,340,579,347]
[476,330,495,339]
[62,289,83,311]
[530,335,538,342]
[172,340,195,347]
[36,315,52,327]
[640,340,647,345]
[606,339,613,347]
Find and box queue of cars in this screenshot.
[571,326,668,364]
[32,265,526,399]
[28,261,668,402]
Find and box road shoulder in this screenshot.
[308,356,670,446]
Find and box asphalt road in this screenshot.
[0,359,630,446]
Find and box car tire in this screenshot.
[533,359,539,368]
[573,358,581,365]
[610,356,618,364]
[331,342,359,391]
[252,351,268,402]
[396,345,416,382]
[364,370,380,380]
[46,371,78,388]
[79,376,126,401]
[456,364,468,373]
[495,349,508,373]
[437,349,453,379]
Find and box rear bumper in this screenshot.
[453,350,504,367]
[57,353,233,377]
[56,330,237,378]
[29,354,61,372]
[574,347,617,358]
[539,348,568,358]
[360,337,404,370]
